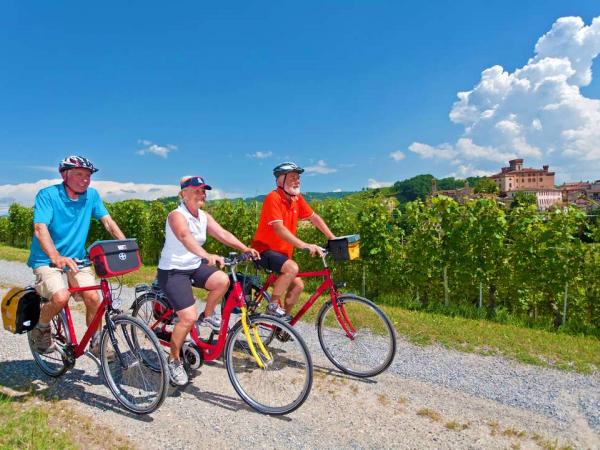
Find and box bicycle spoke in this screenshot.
[29,311,71,377]
[226,316,312,415]
[318,295,396,378]
[101,315,168,414]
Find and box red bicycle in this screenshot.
[28,259,169,414]
[243,246,397,378]
[132,252,313,415]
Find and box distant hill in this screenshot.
[157,190,356,205]
[345,174,485,203]
[155,175,485,205]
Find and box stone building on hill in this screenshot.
[490,159,555,193]
[489,159,561,210]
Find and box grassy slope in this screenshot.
[0,391,133,449]
[0,393,74,450]
[1,244,598,374]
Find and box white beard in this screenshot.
[287,186,301,196]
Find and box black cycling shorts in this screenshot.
[255,250,289,274]
[157,265,220,311]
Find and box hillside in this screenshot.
[155,174,485,205]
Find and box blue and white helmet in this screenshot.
[58,155,98,173]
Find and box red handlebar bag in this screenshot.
[88,239,142,278]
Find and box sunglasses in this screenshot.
[180,176,212,190]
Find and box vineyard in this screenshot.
[1,194,599,335]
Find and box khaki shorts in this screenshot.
[33,266,98,301]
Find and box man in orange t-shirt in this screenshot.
[252,162,336,318]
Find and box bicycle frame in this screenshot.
[257,266,358,339]
[150,273,272,366]
[61,278,113,359]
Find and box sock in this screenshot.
[37,321,50,328]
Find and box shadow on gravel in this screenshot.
[0,359,154,422]
[312,364,377,384]
[172,375,292,422]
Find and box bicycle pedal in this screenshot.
[275,330,293,342]
[155,330,172,341]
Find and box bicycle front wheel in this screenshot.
[100,315,169,414]
[317,294,397,378]
[28,310,72,377]
[225,315,312,415]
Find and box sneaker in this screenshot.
[200,313,221,331]
[265,303,293,322]
[30,325,55,353]
[168,358,189,386]
[275,329,294,342]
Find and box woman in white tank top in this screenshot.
[157,176,259,386]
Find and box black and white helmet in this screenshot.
[58,155,98,173]
[273,162,304,178]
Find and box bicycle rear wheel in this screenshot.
[100,314,169,414]
[28,310,72,377]
[225,315,312,415]
[317,294,396,378]
[131,293,174,343]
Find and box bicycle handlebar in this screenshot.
[301,246,328,255]
[223,252,254,267]
[49,258,92,271]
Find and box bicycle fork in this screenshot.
[240,307,272,368]
[105,314,135,369]
[331,299,357,340]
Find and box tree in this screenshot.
[510,191,536,208]
[474,178,499,195]
[392,174,434,203]
[7,203,33,248]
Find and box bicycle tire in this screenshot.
[225,314,312,415]
[28,310,72,377]
[132,293,174,339]
[100,314,169,414]
[317,294,397,378]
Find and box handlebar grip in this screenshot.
[49,259,91,271]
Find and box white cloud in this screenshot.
[409,16,600,178]
[247,151,273,159]
[389,151,406,162]
[367,178,393,189]
[0,179,241,215]
[448,165,495,178]
[304,160,338,175]
[333,188,342,192]
[409,142,457,160]
[137,139,177,158]
[24,165,58,173]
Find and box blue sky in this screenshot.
[1,1,600,210]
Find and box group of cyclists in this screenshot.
[28,155,337,386]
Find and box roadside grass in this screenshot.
[0,245,28,263]
[1,243,599,375]
[0,392,75,449]
[381,305,600,374]
[0,388,133,450]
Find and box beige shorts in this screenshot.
[33,265,98,300]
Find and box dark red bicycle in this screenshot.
[241,240,397,378]
[132,252,313,415]
[28,240,169,415]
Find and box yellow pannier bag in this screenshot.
[1,287,41,334]
[327,234,361,262]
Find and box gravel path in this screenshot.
[0,259,599,449]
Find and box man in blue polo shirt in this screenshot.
[28,156,125,355]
